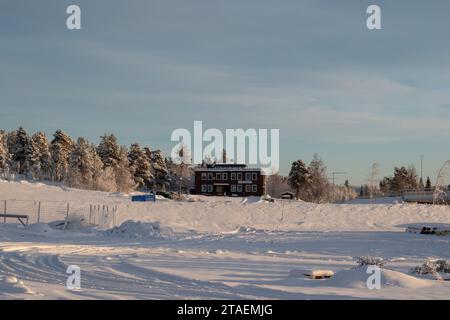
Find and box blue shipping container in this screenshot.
[131,194,156,202]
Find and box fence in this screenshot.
[0,199,118,228]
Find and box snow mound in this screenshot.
[241,196,262,204]
[27,223,61,235]
[328,267,434,289]
[49,215,95,232]
[105,220,173,239]
[0,276,35,295]
[224,226,258,234]
[289,269,334,279]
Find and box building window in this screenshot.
[216,172,221,180]
[208,172,214,180]
[201,185,207,192]
[231,185,236,192]
[237,185,242,192]
[252,185,257,192]
[245,173,251,181]
[237,172,242,180]
[252,173,257,180]
[231,173,236,180]
[245,184,251,192]
[208,185,213,192]
[201,173,207,180]
[223,173,228,180]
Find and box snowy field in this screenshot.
[0,179,450,300]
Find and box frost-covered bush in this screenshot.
[105,220,173,239]
[411,259,450,275]
[356,256,386,267]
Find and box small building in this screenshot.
[194,164,266,197]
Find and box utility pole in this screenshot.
[420,155,424,189]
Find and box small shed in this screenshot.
[281,192,295,200]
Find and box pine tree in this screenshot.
[114,146,134,192]
[97,134,121,169]
[287,160,311,199]
[23,134,41,179]
[425,176,432,189]
[97,135,134,192]
[50,130,74,182]
[31,132,51,180]
[150,149,169,191]
[128,143,153,189]
[67,137,103,189]
[0,130,10,174]
[391,165,418,191]
[9,126,31,174]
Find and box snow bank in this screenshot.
[328,267,434,289]
[0,276,35,296]
[27,223,61,236]
[222,226,259,234]
[104,220,173,239]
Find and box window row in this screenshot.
[200,184,258,193]
[201,172,257,181]
[201,185,214,193]
[231,184,258,193]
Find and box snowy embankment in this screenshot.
[1,179,449,233]
[0,179,450,300]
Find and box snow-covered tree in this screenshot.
[23,135,40,179]
[267,173,290,198]
[308,154,331,203]
[149,149,169,191]
[128,143,153,189]
[67,137,103,189]
[114,146,135,192]
[97,135,134,192]
[50,130,74,182]
[0,130,10,174]
[31,132,52,180]
[97,134,122,169]
[390,165,418,191]
[288,160,311,199]
[9,127,31,174]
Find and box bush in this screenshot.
[411,259,450,275]
[356,256,386,267]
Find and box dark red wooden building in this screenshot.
[194,164,266,197]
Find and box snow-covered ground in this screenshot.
[0,179,450,300]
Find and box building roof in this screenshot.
[194,164,263,172]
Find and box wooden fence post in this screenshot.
[63,202,70,230]
[37,201,41,224]
[3,200,6,224]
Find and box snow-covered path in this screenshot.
[1,226,450,299]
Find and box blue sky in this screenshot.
[1,0,450,185]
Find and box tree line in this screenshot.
[0,127,190,192]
